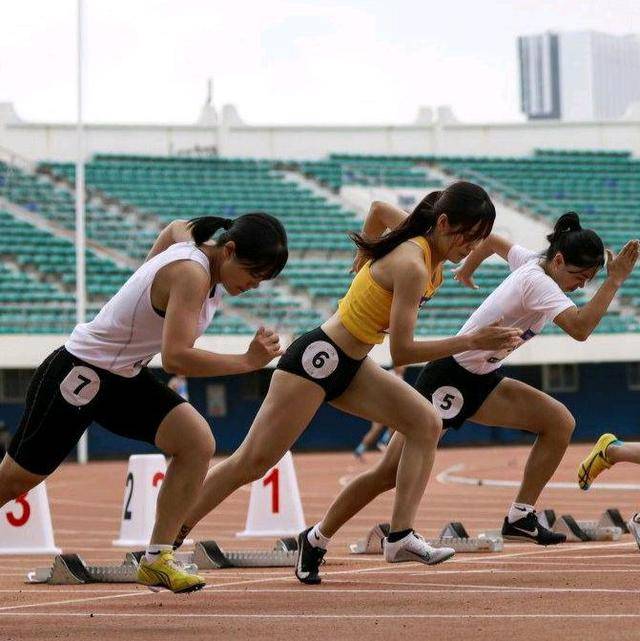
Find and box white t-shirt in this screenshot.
[66,242,222,377]
[453,245,575,375]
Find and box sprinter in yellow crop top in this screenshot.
[175,182,522,579]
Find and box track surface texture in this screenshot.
[1,445,639,641]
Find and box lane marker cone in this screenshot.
[112,454,169,547]
[236,451,306,538]
[0,482,61,555]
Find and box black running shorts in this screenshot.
[414,356,504,429]
[8,346,187,475]
[276,327,366,401]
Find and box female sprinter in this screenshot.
[0,214,287,593]
[173,182,523,583]
[298,209,639,580]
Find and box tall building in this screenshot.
[518,31,640,121]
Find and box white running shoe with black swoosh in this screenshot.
[383,531,455,565]
[501,511,566,545]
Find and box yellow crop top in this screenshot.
[338,236,443,345]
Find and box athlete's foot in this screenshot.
[384,531,455,565]
[137,550,205,593]
[501,512,566,545]
[295,527,326,585]
[578,433,618,490]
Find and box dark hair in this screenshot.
[349,181,495,261]
[545,212,604,269]
[188,213,288,279]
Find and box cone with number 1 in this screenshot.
[236,451,306,538]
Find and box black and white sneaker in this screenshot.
[295,527,327,585]
[501,512,566,545]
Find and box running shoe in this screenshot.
[295,527,327,585]
[137,550,205,593]
[384,530,455,565]
[501,512,566,545]
[627,513,640,551]
[578,433,618,490]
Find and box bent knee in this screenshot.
[542,405,575,442]
[398,408,442,443]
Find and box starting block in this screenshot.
[26,553,148,584]
[27,537,299,584]
[349,522,502,554]
[127,538,298,570]
[552,508,626,542]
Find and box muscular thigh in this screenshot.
[330,358,439,428]
[235,370,326,462]
[471,377,568,433]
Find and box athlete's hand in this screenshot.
[468,319,523,351]
[606,240,640,287]
[452,265,478,290]
[351,249,368,274]
[245,327,282,369]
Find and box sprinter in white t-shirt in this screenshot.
[297,209,638,574]
[0,213,287,593]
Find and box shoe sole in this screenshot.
[142,581,206,594]
[502,534,565,546]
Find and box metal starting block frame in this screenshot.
[26,553,142,584]
[26,537,299,584]
[539,507,625,542]
[349,522,503,554]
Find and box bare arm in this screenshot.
[352,201,409,272]
[452,234,514,289]
[145,220,193,263]
[554,240,640,341]
[160,262,281,376]
[387,248,523,366]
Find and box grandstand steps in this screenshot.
[37,164,164,254]
[278,168,357,210]
[0,254,72,296]
[0,196,137,273]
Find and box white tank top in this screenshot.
[66,242,222,377]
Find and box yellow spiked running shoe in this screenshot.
[137,550,206,593]
[578,433,618,491]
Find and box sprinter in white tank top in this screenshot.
[296,207,638,564]
[0,213,288,593]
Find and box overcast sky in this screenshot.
[0,0,639,126]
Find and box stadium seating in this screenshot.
[0,151,636,336]
[41,156,359,252]
[292,154,443,191]
[0,161,157,260]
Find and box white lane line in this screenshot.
[436,463,640,491]
[3,612,640,620]
[0,539,634,612]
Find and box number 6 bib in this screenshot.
[301,341,339,379]
[59,365,101,406]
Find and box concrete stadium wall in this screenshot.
[1,102,640,161]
